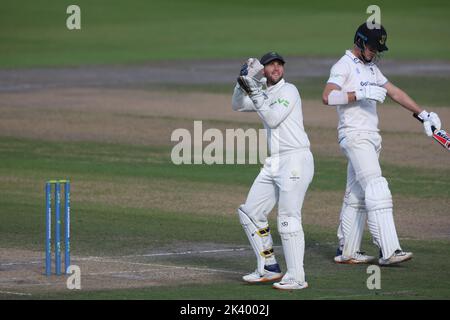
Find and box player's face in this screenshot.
[363,44,378,62]
[263,60,284,86]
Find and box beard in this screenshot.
[266,75,283,86]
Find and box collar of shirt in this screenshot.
[266,78,285,93]
[345,49,375,66]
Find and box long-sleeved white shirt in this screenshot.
[327,50,388,140]
[232,78,310,155]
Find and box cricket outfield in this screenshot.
[0,0,449,300]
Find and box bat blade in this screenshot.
[413,113,450,151]
[432,129,450,151]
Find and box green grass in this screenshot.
[0,137,448,199]
[0,136,449,299]
[1,0,450,67]
[142,75,450,107]
[0,136,448,254]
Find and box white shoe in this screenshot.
[334,251,375,264]
[273,280,308,290]
[379,250,413,266]
[242,264,282,283]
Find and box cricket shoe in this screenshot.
[379,250,413,266]
[242,263,282,283]
[334,251,375,264]
[273,280,308,290]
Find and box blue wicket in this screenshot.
[45,180,71,276]
[55,182,61,275]
[64,181,70,274]
[45,183,52,276]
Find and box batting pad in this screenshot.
[365,177,400,259]
[277,216,305,283]
[365,177,393,211]
[238,207,276,274]
[368,209,401,259]
[342,207,367,258]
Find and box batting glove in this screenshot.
[418,110,442,137]
[239,58,264,78]
[355,85,387,103]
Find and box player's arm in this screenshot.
[254,85,298,129]
[384,81,448,150]
[232,58,264,112]
[236,76,297,128]
[232,84,257,112]
[383,81,442,136]
[322,61,351,106]
[383,82,422,114]
[322,61,386,106]
[322,83,355,105]
[322,82,387,106]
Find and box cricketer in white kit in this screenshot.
[232,52,314,290]
[322,23,442,265]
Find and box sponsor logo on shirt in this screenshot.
[360,81,377,86]
[270,98,290,107]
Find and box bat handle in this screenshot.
[413,112,423,123]
[413,113,436,132]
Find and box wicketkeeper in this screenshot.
[322,22,442,265]
[232,52,314,290]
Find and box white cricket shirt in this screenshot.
[232,78,310,155]
[327,50,388,140]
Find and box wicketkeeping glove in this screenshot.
[355,85,387,103]
[239,58,264,78]
[417,110,442,137]
[237,75,266,96]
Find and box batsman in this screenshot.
[322,22,442,265]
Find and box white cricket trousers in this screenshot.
[239,149,314,282]
[241,149,314,228]
[337,131,382,249]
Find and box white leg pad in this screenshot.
[365,177,401,259]
[336,202,345,251]
[340,190,366,257]
[342,208,367,258]
[238,206,275,274]
[338,183,365,249]
[277,216,305,283]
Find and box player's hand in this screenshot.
[239,58,264,79]
[417,110,441,137]
[237,75,266,96]
[355,85,387,103]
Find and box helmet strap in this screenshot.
[359,42,372,63]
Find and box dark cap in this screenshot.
[260,52,285,66]
[354,22,388,52]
